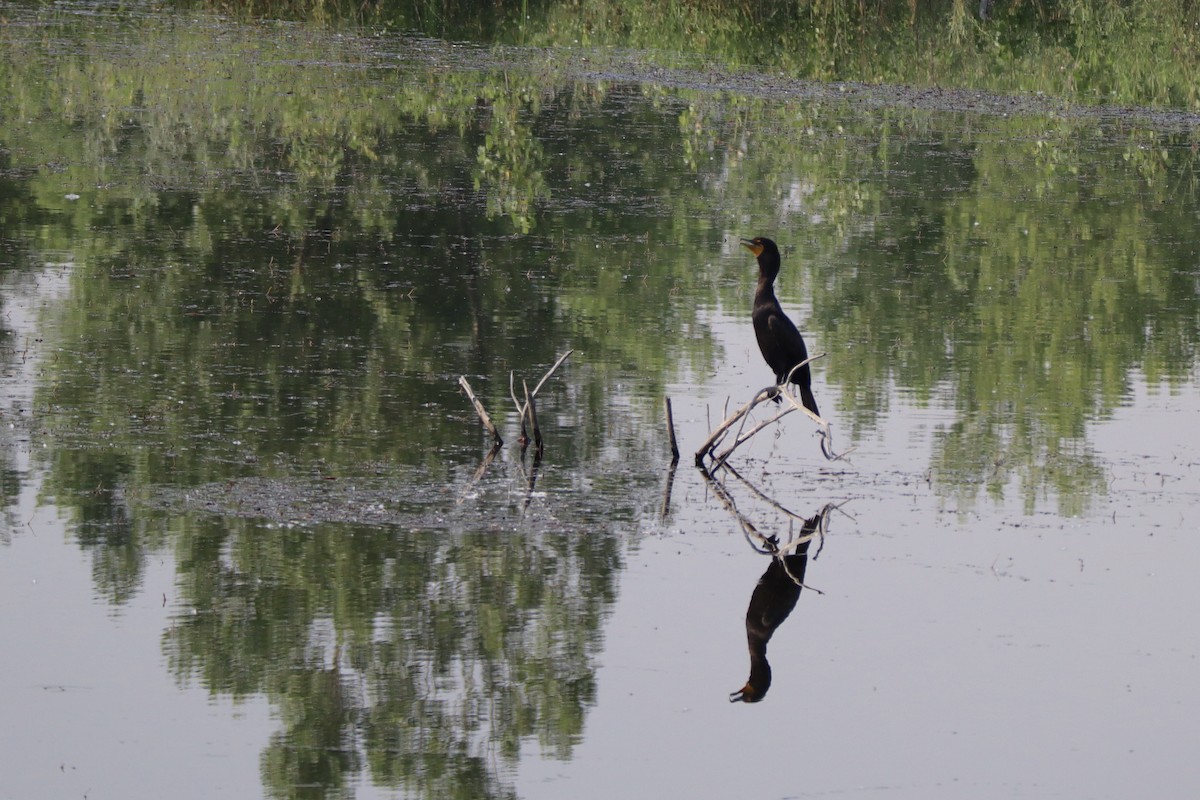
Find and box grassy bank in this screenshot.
[176,0,1200,110]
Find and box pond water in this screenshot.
[2,4,1199,800]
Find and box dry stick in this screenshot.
[693,387,779,467]
[773,352,857,462]
[696,354,826,468]
[509,371,529,444]
[781,353,853,461]
[509,350,572,446]
[664,397,680,465]
[523,379,543,453]
[777,383,855,462]
[531,349,573,397]
[459,376,503,446]
[711,402,795,472]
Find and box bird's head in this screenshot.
[740,236,781,279]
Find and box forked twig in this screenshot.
[693,386,780,467]
[509,371,528,443]
[510,350,573,445]
[711,401,795,471]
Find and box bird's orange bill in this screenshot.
[739,238,764,257]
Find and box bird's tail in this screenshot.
[800,385,820,418]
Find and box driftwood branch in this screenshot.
[777,387,855,462]
[459,376,503,446]
[694,387,781,467]
[695,351,855,467]
[711,400,795,472]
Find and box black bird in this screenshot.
[740,236,820,417]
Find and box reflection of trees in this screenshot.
[162,483,624,800]
[0,166,47,532]
[6,6,1198,518]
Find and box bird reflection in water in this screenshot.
[729,508,829,704]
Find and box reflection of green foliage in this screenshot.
[160,487,622,800]
[475,86,548,233]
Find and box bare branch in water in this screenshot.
[523,379,543,454]
[459,376,503,446]
[509,370,528,444]
[664,397,680,464]
[693,350,853,467]
[693,386,780,466]
[532,350,573,397]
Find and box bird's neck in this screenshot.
[755,272,779,303]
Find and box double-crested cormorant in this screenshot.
[740,236,820,417]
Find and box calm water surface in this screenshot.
[2,5,1199,800]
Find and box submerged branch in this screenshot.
[457,441,502,505]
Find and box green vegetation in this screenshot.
[181,0,1200,111]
